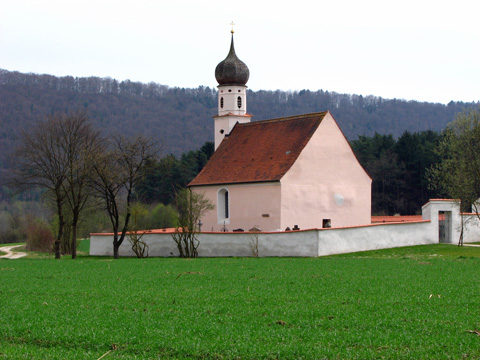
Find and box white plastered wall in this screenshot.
[280,113,372,229]
[90,220,433,258]
[214,84,251,150]
[422,199,462,244]
[217,85,247,116]
[461,214,480,243]
[88,200,480,258]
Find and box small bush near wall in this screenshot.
[25,219,54,252]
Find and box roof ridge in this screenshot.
[241,111,329,126]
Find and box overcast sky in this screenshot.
[1,0,479,104]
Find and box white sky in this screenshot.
[1,0,479,104]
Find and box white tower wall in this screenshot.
[218,85,247,116]
[214,85,251,150]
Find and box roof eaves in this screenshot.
[189,179,281,188]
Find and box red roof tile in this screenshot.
[90,228,179,236]
[189,112,327,186]
[371,215,423,223]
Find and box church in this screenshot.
[92,33,475,257]
[189,30,372,232]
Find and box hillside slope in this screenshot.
[0,69,476,172]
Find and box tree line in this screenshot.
[1,68,478,202]
[350,130,442,215]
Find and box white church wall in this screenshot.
[460,214,480,243]
[316,221,434,256]
[280,113,371,229]
[90,200,475,257]
[90,230,319,257]
[90,221,434,258]
[421,199,463,244]
[197,231,319,257]
[90,233,178,257]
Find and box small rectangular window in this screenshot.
[322,219,331,228]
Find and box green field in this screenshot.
[1,244,480,359]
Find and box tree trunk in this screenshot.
[71,209,79,259]
[113,239,120,259]
[458,217,464,247]
[113,242,120,259]
[71,223,77,259]
[55,197,64,260]
[54,238,61,259]
[113,212,131,259]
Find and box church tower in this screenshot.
[214,27,252,150]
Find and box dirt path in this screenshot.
[0,245,28,259]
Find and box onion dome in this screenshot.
[215,34,249,86]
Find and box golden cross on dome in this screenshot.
[230,21,235,34]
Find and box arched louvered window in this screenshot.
[220,97,224,108]
[237,96,242,109]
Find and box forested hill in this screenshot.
[0,69,477,161]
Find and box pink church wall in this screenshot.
[192,113,371,232]
[280,113,372,229]
[193,183,282,232]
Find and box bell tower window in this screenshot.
[237,96,242,109]
[220,97,224,108]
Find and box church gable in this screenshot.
[189,112,328,187]
[279,112,372,228]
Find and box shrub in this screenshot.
[150,203,178,229]
[25,218,54,252]
[0,229,19,244]
[0,210,24,244]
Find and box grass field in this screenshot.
[0,244,479,359]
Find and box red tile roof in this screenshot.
[371,215,423,223]
[371,214,450,223]
[189,112,328,186]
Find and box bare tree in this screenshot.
[172,189,214,258]
[127,203,149,258]
[249,232,260,257]
[11,110,101,259]
[59,111,102,259]
[12,115,69,259]
[91,135,158,259]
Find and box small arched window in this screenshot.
[237,96,242,109]
[217,188,230,224]
[220,97,224,108]
[224,191,229,218]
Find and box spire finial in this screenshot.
[230,21,235,34]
